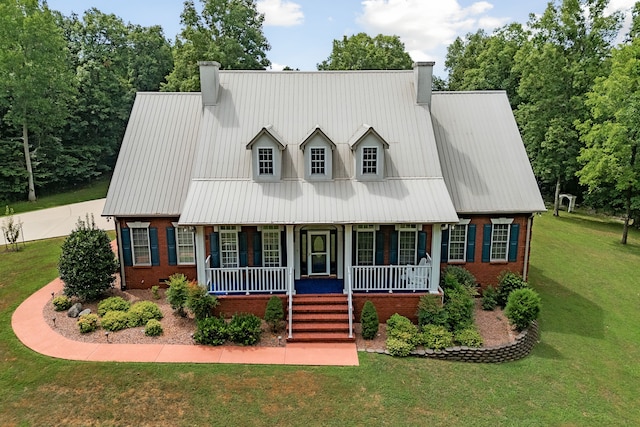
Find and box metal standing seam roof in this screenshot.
[430,91,546,214]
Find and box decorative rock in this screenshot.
[78,308,91,317]
[67,303,83,318]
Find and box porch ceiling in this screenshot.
[178,178,459,225]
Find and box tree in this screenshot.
[128,24,173,91]
[514,0,621,216]
[164,0,270,92]
[317,33,413,70]
[58,215,118,301]
[577,38,640,244]
[0,0,74,201]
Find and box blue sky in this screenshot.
[46,0,636,78]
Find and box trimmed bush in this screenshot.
[144,319,163,336]
[186,283,218,320]
[264,296,285,333]
[77,313,100,333]
[386,313,419,352]
[194,316,228,345]
[360,300,379,340]
[481,286,498,311]
[166,273,190,317]
[496,271,529,308]
[128,301,163,327]
[151,285,160,300]
[454,327,483,347]
[52,295,72,311]
[97,296,130,316]
[385,337,414,357]
[420,324,454,350]
[505,288,541,331]
[417,294,447,327]
[227,313,262,345]
[101,310,131,332]
[442,266,478,295]
[444,287,474,332]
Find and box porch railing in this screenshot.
[351,263,433,293]
[206,266,287,295]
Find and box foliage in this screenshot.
[186,283,218,321]
[97,296,130,316]
[454,327,484,347]
[166,273,190,317]
[416,294,447,328]
[100,310,131,332]
[144,319,163,337]
[419,324,454,350]
[264,296,284,333]
[127,301,163,327]
[317,33,413,70]
[193,316,228,345]
[2,206,23,251]
[164,0,271,92]
[52,295,72,311]
[360,301,379,340]
[151,285,160,300]
[496,271,529,308]
[443,286,474,332]
[441,266,477,295]
[77,313,100,333]
[481,285,498,311]
[385,337,414,357]
[505,288,542,331]
[386,313,419,347]
[58,215,118,301]
[227,313,262,345]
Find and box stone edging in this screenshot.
[361,321,539,363]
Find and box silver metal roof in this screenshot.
[431,91,546,214]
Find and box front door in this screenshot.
[308,231,330,275]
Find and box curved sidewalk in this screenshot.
[12,278,358,366]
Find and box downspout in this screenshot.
[523,215,533,281]
[115,219,127,290]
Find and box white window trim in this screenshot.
[361,146,378,175]
[214,225,241,232]
[261,227,281,267]
[257,147,274,176]
[448,220,469,262]
[309,147,326,176]
[172,222,195,265]
[398,227,418,265]
[356,227,376,266]
[491,218,514,225]
[126,222,151,266]
[490,223,511,262]
[219,227,239,268]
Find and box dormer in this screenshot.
[300,126,336,181]
[349,125,389,181]
[246,125,286,181]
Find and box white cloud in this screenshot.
[256,0,304,27]
[269,62,286,71]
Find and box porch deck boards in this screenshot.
[287,294,355,343]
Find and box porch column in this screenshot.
[430,224,442,293]
[286,225,295,294]
[344,224,353,294]
[195,226,206,286]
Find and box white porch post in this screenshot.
[344,224,353,293]
[337,226,344,279]
[430,224,442,293]
[195,226,206,286]
[286,225,295,294]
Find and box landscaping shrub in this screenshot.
[264,296,284,333]
[385,337,414,357]
[443,286,474,332]
[419,324,454,350]
[52,295,72,311]
[144,319,163,336]
[97,296,130,316]
[454,327,483,347]
[101,310,131,332]
[127,301,163,327]
[386,313,419,350]
[193,316,228,345]
[416,294,447,327]
[166,273,190,316]
[186,283,218,320]
[151,285,160,300]
[496,271,529,307]
[505,288,541,331]
[227,313,262,345]
[58,215,118,301]
[360,300,379,340]
[442,265,478,295]
[481,285,498,311]
[77,313,100,333]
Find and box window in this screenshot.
[262,227,281,267]
[448,223,468,262]
[131,227,151,266]
[398,225,417,265]
[362,147,378,175]
[310,148,325,175]
[491,224,510,261]
[176,227,195,265]
[258,148,274,175]
[356,226,375,265]
[220,226,239,268]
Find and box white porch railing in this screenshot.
[206,266,287,294]
[351,263,433,293]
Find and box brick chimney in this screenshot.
[198,61,220,106]
[414,61,435,107]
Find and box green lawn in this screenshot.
[7,178,110,214]
[0,212,639,426]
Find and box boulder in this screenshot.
[78,308,91,317]
[67,303,83,318]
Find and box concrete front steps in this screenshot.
[287,294,355,343]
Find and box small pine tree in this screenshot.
[264,296,284,333]
[360,300,379,340]
[58,215,118,301]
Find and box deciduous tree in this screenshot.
[317,33,412,70]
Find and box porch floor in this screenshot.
[11,277,359,366]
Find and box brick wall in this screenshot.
[353,293,440,323]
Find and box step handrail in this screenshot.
[347,267,353,338]
[288,266,293,339]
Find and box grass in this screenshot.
[6,177,110,214]
[0,212,639,426]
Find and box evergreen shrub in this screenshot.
[264,296,284,333]
[416,294,447,327]
[97,296,130,316]
[101,310,131,332]
[419,324,454,350]
[77,313,100,333]
[194,316,228,345]
[52,295,72,311]
[144,319,163,336]
[454,327,483,347]
[127,301,163,327]
[186,283,218,320]
[505,288,541,331]
[227,313,262,345]
[360,300,379,340]
[481,285,498,311]
[496,271,529,307]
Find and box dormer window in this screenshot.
[349,125,389,181]
[301,126,335,181]
[258,148,274,175]
[246,125,286,182]
[362,147,378,175]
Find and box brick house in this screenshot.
[103,62,545,341]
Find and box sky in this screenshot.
[46,0,638,78]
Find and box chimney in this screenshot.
[413,61,434,107]
[198,61,220,106]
